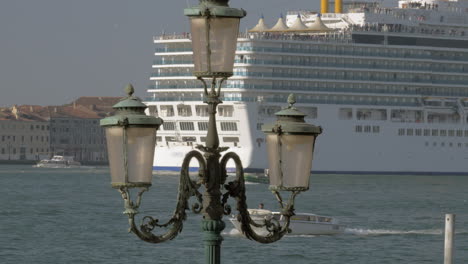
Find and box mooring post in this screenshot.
[444,213,455,264]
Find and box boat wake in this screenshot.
[224,227,468,237]
[345,228,444,236]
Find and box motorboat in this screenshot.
[34,155,82,168]
[244,174,269,184]
[244,169,269,184]
[229,209,344,236]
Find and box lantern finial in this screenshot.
[287,94,296,107]
[125,84,135,97]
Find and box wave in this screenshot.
[222,228,242,236]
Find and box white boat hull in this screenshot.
[229,210,345,236]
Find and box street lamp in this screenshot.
[101,1,322,263]
[101,84,162,190]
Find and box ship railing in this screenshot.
[154,33,191,41]
[153,46,468,63]
[150,70,468,86]
[144,96,421,107]
[238,32,353,44]
[351,23,468,39]
[233,60,467,74]
[153,60,193,65]
[228,71,468,85]
[364,3,466,15]
[154,31,353,43]
[147,83,468,98]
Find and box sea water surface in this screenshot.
[1,165,467,264]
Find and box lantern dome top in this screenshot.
[262,94,322,135]
[111,84,148,109]
[184,0,246,18]
[100,84,163,127]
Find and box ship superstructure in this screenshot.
[146,0,468,174]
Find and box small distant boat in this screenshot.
[244,174,269,184]
[244,169,269,184]
[230,209,345,236]
[34,155,82,168]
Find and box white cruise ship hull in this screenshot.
[152,102,468,174]
[148,0,468,175]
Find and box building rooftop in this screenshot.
[0,96,123,122]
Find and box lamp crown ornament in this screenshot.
[287,93,296,107]
[124,83,135,96]
[185,0,246,18]
[199,0,229,7]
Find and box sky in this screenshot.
[0,0,323,107]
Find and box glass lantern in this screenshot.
[185,0,246,78]
[262,95,322,191]
[100,85,163,188]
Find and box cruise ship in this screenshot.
[146,0,468,175]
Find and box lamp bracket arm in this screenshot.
[216,77,227,97]
[121,150,207,244]
[198,77,209,96]
[220,152,291,244]
[272,190,300,217]
[197,76,226,99]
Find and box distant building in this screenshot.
[0,105,50,161]
[0,97,121,163]
[48,104,108,163]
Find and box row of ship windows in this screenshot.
[425,142,468,148]
[149,93,420,107]
[237,43,468,61]
[156,136,239,144]
[344,108,462,124]
[234,55,468,73]
[151,79,468,98]
[354,126,468,137]
[148,105,234,118]
[161,42,468,61]
[162,121,238,132]
[155,55,468,74]
[154,67,468,84]
[355,125,381,133]
[231,68,468,85]
[397,128,468,137]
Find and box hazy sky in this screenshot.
[0,0,322,107]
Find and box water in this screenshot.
[1,165,467,264]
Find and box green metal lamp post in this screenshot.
[101,1,322,264]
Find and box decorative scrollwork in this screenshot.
[221,151,302,244]
[118,150,207,243]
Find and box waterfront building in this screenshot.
[48,97,121,163]
[48,105,106,163]
[0,105,50,161]
[0,97,120,163]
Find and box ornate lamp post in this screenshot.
[101,1,322,263]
